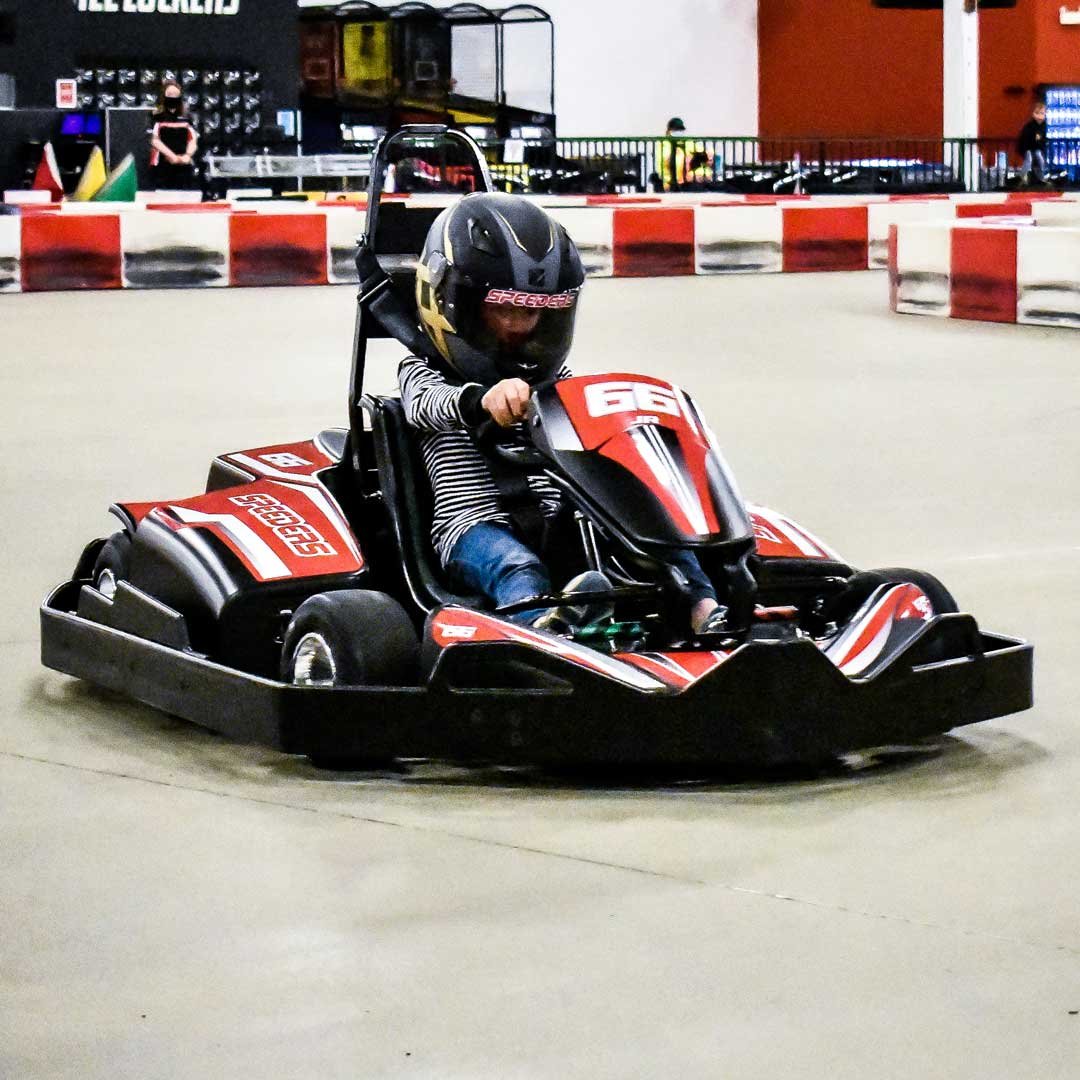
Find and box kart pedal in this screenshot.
[754,605,800,622]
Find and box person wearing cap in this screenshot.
[656,117,713,192]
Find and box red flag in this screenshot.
[31,143,64,201]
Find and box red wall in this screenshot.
[759,0,1075,140]
[1033,0,1080,83]
[979,0,1079,136]
[758,0,944,138]
[981,2,1036,138]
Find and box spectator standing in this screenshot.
[655,117,713,192]
[1017,101,1047,187]
[149,80,199,190]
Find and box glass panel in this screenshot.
[502,19,551,115]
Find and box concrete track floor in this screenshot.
[3,273,1079,1078]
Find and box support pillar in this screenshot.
[943,0,980,189]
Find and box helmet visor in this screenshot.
[453,285,580,382]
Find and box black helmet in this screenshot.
[415,192,585,385]
[666,116,686,132]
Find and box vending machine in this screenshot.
[1044,86,1080,179]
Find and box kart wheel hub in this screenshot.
[97,569,117,600]
[291,632,337,687]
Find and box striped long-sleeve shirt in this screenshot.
[398,356,568,565]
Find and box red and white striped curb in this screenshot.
[889,218,1080,328]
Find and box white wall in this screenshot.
[307,0,758,136]
[542,0,758,136]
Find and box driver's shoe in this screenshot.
[696,604,731,636]
[531,571,614,636]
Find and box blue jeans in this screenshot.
[446,522,716,623]
[1022,150,1045,182]
[447,522,552,624]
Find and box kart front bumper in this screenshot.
[41,580,1033,767]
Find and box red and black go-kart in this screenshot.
[40,129,1033,768]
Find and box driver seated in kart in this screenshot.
[400,192,725,636]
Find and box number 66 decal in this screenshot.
[584,381,682,418]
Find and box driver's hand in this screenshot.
[482,378,531,428]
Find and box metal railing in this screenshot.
[472,136,1080,196]
[205,153,373,182]
[221,134,1080,199]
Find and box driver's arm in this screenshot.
[399,356,488,432]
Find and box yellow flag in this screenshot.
[71,146,107,202]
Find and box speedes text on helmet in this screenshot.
[483,289,576,310]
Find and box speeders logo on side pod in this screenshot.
[229,492,337,558]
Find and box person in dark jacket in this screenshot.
[1017,101,1047,186]
[148,79,199,190]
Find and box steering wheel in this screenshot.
[472,413,549,468]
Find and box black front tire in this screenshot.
[827,566,958,626]
[91,531,133,598]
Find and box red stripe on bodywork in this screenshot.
[828,584,931,673]
[834,589,905,671]
[428,608,667,690]
[615,650,731,688]
[223,438,336,483]
[949,227,1017,323]
[555,375,722,539]
[750,509,834,560]
[112,500,168,528]
[154,482,362,581]
[430,610,739,693]
[614,652,694,687]
[598,433,720,537]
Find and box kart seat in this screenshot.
[361,201,446,325]
[367,394,479,613]
[352,163,485,613]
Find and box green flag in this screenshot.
[92,154,138,202]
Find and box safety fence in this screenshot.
[487,136,1080,196]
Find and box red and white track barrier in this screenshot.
[2,192,1079,295]
[120,209,230,288]
[0,214,20,292]
[889,219,1080,328]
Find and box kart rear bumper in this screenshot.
[41,580,1033,767]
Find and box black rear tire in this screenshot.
[281,590,419,771]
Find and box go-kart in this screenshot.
[40,127,1033,768]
